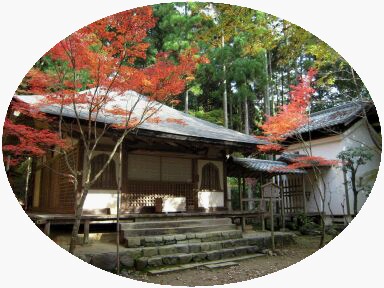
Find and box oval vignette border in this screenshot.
[0,1,383,288]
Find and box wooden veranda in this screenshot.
[28,210,265,241]
[226,157,307,229]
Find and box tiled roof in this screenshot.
[278,153,335,167]
[278,153,307,163]
[228,157,305,176]
[296,101,373,134]
[15,90,268,147]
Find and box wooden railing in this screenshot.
[240,197,285,230]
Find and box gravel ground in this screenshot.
[122,235,328,286]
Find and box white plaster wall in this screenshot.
[198,192,224,208]
[303,167,347,216]
[341,120,381,212]
[83,150,119,214]
[287,119,381,216]
[162,197,186,212]
[83,191,118,214]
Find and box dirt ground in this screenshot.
[122,235,329,286]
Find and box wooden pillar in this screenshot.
[223,157,230,211]
[83,220,90,244]
[43,221,50,236]
[260,173,265,231]
[270,199,275,251]
[238,177,242,211]
[241,216,246,232]
[192,159,199,211]
[242,177,246,212]
[279,175,286,230]
[302,174,307,215]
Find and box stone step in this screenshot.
[204,261,239,269]
[124,230,243,248]
[82,232,295,272]
[123,235,263,257]
[121,224,237,237]
[120,218,232,230]
[133,245,264,271]
[147,254,265,274]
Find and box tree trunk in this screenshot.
[222,72,228,128]
[116,144,122,275]
[268,51,274,115]
[238,98,243,132]
[222,33,228,128]
[244,95,249,135]
[229,93,233,129]
[184,89,189,113]
[280,69,284,106]
[24,157,32,210]
[319,213,326,248]
[350,170,359,215]
[69,182,88,254]
[342,167,351,218]
[264,50,270,116]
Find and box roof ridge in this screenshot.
[309,100,366,117]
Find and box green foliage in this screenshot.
[337,146,374,170]
[147,2,373,132]
[190,108,223,126]
[337,146,375,214]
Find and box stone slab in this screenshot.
[148,254,265,274]
[204,261,239,269]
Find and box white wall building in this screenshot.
[283,101,381,223]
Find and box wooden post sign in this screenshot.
[261,182,280,251]
[261,182,280,199]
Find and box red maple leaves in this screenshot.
[3,101,66,165]
[4,6,204,167]
[258,68,338,170]
[258,68,317,152]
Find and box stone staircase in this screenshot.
[118,217,293,272]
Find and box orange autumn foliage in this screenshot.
[5,6,204,166]
[258,68,338,170]
[258,68,317,152]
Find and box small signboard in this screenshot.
[262,182,280,198]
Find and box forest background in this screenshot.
[16,2,371,135]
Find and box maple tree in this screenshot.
[258,67,317,152]
[3,100,66,167]
[258,68,339,247]
[9,6,202,254]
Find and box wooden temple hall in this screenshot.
[16,92,307,227]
